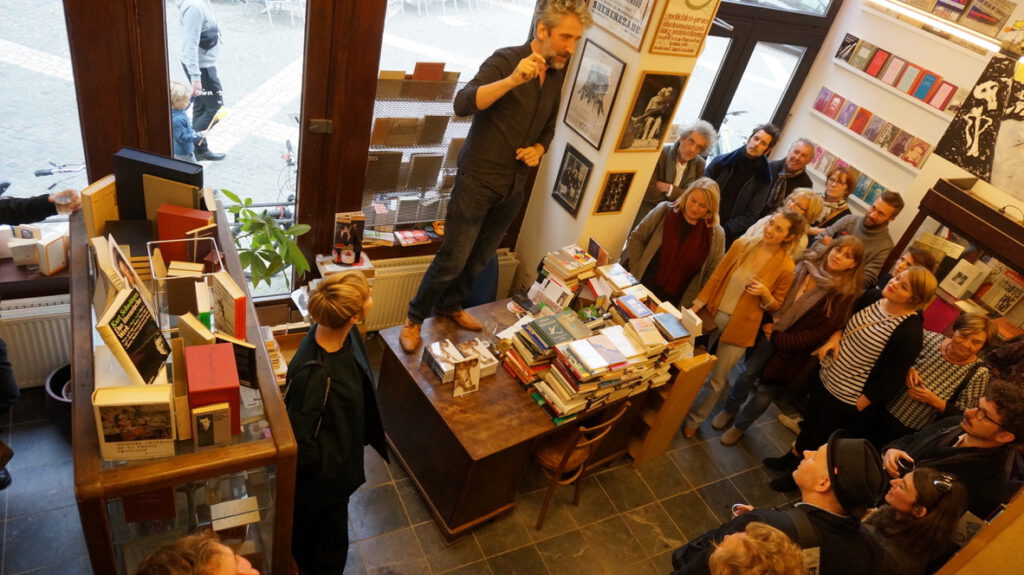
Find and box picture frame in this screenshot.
[592,171,636,215]
[552,144,594,217]
[649,0,721,57]
[591,0,655,51]
[616,71,688,152]
[563,39,626,150]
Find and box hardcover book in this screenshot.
[156,204,213,263]
[184,343,241,433]
[93,383,175,461]
[847,40,878,70]
[215,331,258,389]
[834,33,859,61]
[192,402,232,448]
[113,147,203,221]
[210,270,247,340]
[80,174,118,239]
[811,87,834,113]
[863,49,891,77]
[96,286,170,386]
[143,173,201,222]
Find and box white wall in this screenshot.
[514,1,701,290]
[773,0,999,242]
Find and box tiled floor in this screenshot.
[0,337,802,574]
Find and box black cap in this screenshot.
[826,430,887,517]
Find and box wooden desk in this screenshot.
[377,301,558,540]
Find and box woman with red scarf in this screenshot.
[622,177,726,308]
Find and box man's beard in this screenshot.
[546,52,570,70]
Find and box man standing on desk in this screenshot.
[400,1,592,353]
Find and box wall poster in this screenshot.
[563,39,626,150]
[590,0,655,50]
[649,0,723,57]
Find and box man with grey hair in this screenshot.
[631,120,717,230]
[400,0,592,353]
[762,138,815,217]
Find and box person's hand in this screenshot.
[882,448,913,478]
[905,367,922,389]
[49,189,81,213]
[762,323,774,340]
[813,332,842,360]
[515,144,544,167]
[855,394,871,412]
[191,79,203,96]
[906,383,943,411]
[808,226,824,236]
[820,235,833,246]
[512,52,547,85]
[745,276,771,301]
[656,181,672,195]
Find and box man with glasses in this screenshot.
[762,138,816,218]
[881,379,1024,518]
[807,191,904,288]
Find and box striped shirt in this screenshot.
[887,331,989,430]
[821,301,913,405]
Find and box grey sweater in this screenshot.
[810,214,894,288]
[177,0,220,81]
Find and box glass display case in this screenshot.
[69,206,296,575]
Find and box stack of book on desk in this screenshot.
[502,304,695,424]
[541,244,598,290]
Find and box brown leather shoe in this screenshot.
[399,319,421,353]
[441,309,483,331]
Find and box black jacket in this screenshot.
[884,416,1015,519]
[0,195,57,226]
[704,147,772,242]
[763,159,813,217]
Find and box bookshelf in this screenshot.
[70,206,297,575]
[832,59,952,120]
[809,110,922,174]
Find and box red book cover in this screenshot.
[863,49,891,77]
[848,108,873,135]
[156,204,213,262]
[123,486,176,523]
[185,343,241,433]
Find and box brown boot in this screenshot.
[399,319,421,353]
[441,309,483,331]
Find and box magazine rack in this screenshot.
[69,206,297,575]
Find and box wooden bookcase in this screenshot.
[69,208,297,575]
[629,353,716,467]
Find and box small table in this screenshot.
[376,300,557,540]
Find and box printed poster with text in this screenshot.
[650,0,723,57]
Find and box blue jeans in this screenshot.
[722,330,775,423]
[407,173,524,323]
[733,381,786,431]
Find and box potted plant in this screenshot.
[220,189,311,289]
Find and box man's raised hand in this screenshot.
[513,53,547,84]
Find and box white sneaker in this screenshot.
[778,413,802,435]
[711,410,735,430]
[720,426,743,446]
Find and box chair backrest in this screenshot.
[541,400,632,482]
[577,400,631,450]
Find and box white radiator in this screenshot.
[0,294,71,388]
[365,249,520,332]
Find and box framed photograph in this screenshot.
[552,144,594,217]
[591,0,655,51]
[960,0,1016,37]
[616,71,687,152]
[563,40,626,150]
[649,0,721,56]
[592,171,636,215]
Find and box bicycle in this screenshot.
[34,161,87,190]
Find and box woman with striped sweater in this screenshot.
[764,266,937,492]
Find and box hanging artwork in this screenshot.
[616,72,688,152]
[592,171,636,215]
[934,55,1018,186]
[563,40,626,150]
[552,144,594,217]
[649,0,722,57]
[590,0,654,51]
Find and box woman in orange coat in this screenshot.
[683,208,806,437]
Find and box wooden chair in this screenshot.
[532,400,631,530]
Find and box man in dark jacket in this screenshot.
[762,138,815,218]
[630,119,717,230]
[704,123,778,243]
[881,378,1024,519]
[0,189,81,491]
[670,431,888,575]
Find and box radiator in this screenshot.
[0,294,71,389]
[365,249,520,332]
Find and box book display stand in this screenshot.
[70,206,296,575]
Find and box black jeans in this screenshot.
[0,339,19,411]
[181,63,223,149]
[292,493,349,574]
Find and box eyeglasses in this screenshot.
[827,177,847,185]
[972,405,1004,428]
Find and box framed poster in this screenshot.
[649,0,722,57]
[563,39,626,150]
[552,144,594,217]
[592,171,636,215]
[616,71,688,152]
[590,0,655,50]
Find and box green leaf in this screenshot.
[220,189,241,204]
